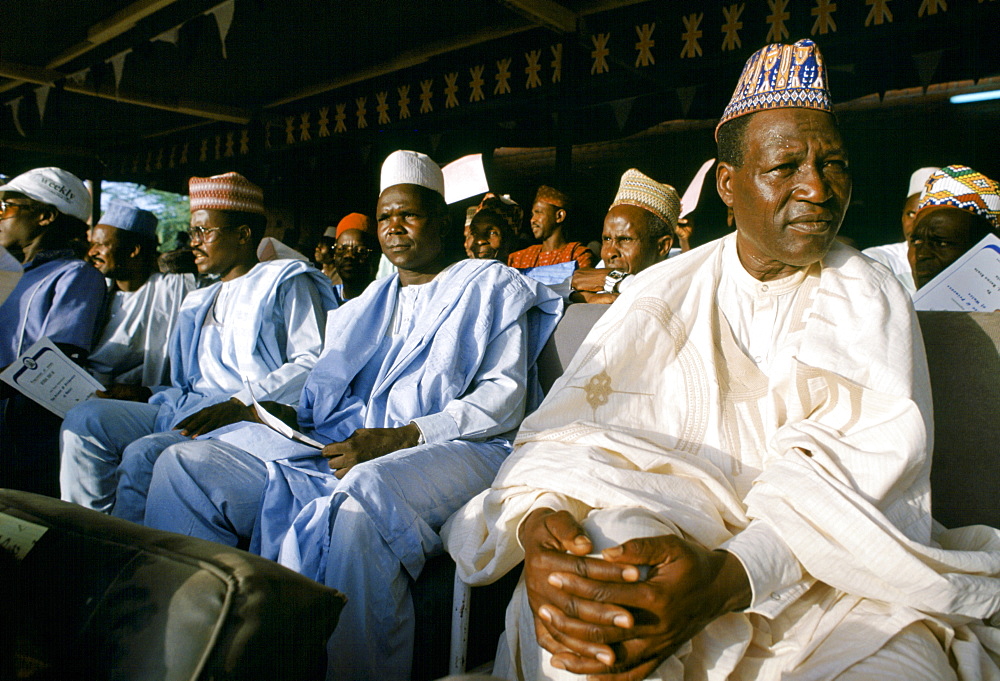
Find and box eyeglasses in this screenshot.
[334,245,373,258]
[0,200,37,219]
[188,225,226,243]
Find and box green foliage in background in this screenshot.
[101,181,190,252]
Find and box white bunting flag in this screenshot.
[65,68,90,87]
[206,0,236,59]
[6,97,26,137]
[151,25,181,45]
[610,98,634,131]
[34,85,51,124]
[106,49,133,92]
[677,86,697,118]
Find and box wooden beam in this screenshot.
[0,137,99,159]
[0,60,251,124]
[502,0,577,33]
[0,0,181,94]
[577,0,652,15]
[51,0,183,67]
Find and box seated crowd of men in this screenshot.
[1,37,999,681]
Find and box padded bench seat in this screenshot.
[1,489,345,681]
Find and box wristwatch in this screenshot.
[603,269,629,293]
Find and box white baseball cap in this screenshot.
[0,167,91,222]
[379,150,445,198]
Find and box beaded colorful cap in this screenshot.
[915,165,1000,230]
[189,172,265,215]
[716,38,832,140]
[534,185,571,209]
[610,169,680,230]
[475,193,524,235]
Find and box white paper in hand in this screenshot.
[244,381,324,449]
[0,338,104,417]
[912,233,1000,312]
[679,158,716,218]
[442,154,490,205]
[256,236,309,262]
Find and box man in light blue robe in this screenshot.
[141,151,563,680]
[1,167,106,496]
[84,201,197,388]
[60,172,337,515]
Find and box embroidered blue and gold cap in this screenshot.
[716,38,832,140]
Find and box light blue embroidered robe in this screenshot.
[150,259,338,430]
[215,259,562,580]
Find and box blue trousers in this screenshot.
[144,437,509,680]
[60,398,186,516]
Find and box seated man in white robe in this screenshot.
[60,171,337,515]
[138,150,563,680]
[570,169,680,304]
[862,166,938,296]
[85,200,196,388]
[444,39,1000,681]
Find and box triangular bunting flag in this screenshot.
[913,50,943,89]
[34,85,51,123]
[66,68,90,87]
[677,86,697,118]
[610,98,634,131]
[206,0,236,59]
[151,25,181,45]
[6,97,26,137]
[106,49,133,92]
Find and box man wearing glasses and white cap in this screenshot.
[60,171,337,517]
[0,167,107,496]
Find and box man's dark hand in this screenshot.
[676,217,693,252]
[520,509,641,673]
[252,400,299,430]
[175,397,256,437]
[539,533,752,679]
[95,384,153,402]
[322,423,420,479]
[571,267,612,293]
[569,290,617,304]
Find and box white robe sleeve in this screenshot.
[720,519,812,618]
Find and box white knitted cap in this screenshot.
[379,150,445,198]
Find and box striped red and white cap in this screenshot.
[188,171,265,215]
